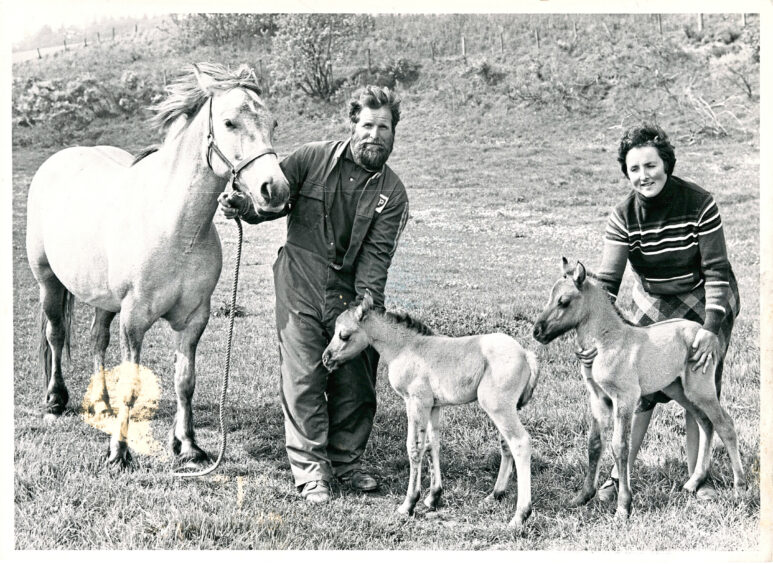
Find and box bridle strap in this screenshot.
[205,97,277,191]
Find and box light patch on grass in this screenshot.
[80,363,165,458]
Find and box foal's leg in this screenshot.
[88,308,116,419]
[107,306,151,469]
[169,303,211,469]
[661,381,713,493]
[570,377,611,507]
[611,396,637,519]
[683,366,747,495]
[484,435,514,503]
[423,406,443,510]
[479,382,533,527]
[40,279,70,417]
[398,397,431,516]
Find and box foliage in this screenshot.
[168,13,276,49]
[348,58,422,90]
[268,14,375,101]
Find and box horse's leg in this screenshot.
[484,435,514,503]
[478,376,532,527]
[169,303,211,469]
[570,377,610,507]
[661,381,713,493]
[88,308,116,419]
[423,406,443,510]
[38,277,72,417]
[611,396,636,520]
[683,365,747,495]
[107,307,150,469]
[397,396,430,516]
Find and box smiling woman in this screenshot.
[591,123,742,503]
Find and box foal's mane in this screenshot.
[384,311,435,336]
[584,270,635,326]
[147,62,263,135]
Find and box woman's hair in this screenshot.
[617,123,676,178]
[348,85,401,131]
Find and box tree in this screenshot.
[270,14,374,101]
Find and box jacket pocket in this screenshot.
[291,180,325,229]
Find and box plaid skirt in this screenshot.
[632,270,740,412]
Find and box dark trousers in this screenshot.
[274,244,379,487]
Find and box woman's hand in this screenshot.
[690,328,720,373]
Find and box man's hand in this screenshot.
[690,328,720,373]
[575,347,598,368]
[217,191,252,220]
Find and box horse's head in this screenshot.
[532,257,591,344]
[194,64,290,214]
[322,291,374,372]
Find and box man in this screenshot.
[218,86,409,504]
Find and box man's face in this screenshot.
[351,106,394,171]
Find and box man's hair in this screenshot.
[617,123,677,178]
[348,85,401,131]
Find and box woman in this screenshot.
[585,123,740,502]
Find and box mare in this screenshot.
[26,62,290,469]
[322,291,540,528]
[532,258,746,519]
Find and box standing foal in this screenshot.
[533,258,746,519]
[322,291,540,528]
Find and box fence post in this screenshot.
[367,48,371,73]
[64,37,67,51]
[430,41,435,62]
[135,23,138,34]
[461,34,466,62]
[499,29,504,53]
[741,13,746,27]
[572,19,578,41]
[37,47,42,59]
[84,36,87,47]
[697,14,703,32]
[656,14,662,34]
[534,27,540,51]
[112,27,115,41]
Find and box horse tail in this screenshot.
[38,289,75,391]
[517,350,540,409]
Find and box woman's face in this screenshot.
[625,146,668,198]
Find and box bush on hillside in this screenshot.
[169,14,276,49]
[347,58,422,89]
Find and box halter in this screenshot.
[205,96,277,192]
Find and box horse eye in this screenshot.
[224,119,236,129]
[339,332,350,342]
[558,297,569,308]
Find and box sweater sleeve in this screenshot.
[595,208,629,301]
[697,195,731,334]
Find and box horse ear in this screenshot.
[562,257,572,277]
[572,261,587,288]
[192,63,217,95]
[362,290,374,312]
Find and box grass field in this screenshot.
[10,13,764,553]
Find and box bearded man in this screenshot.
[218,86,409,504]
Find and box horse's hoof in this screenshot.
[568,491,593,508]
[106,440,134,470]
[614,506,630,521]
[483,490,506,505]
[396,503,414,516]
[682,480,700,494]
[509,506,532,528]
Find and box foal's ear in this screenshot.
[561,257,573,277]
[572,261,587,288]
[192,63,217,95]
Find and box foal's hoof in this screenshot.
[508,506,532,529]
[106,440,134,470]
[682,479,701,494]
[483,490,506,505]
[568,490,594,508]
[88,400,114,420]
[614,506,631,521]
[396,502,415,516]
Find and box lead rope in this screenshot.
[173,215,243,478]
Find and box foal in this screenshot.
[322,291,540,528]
[532,258,746,519]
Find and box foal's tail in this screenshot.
[517,350,540,409]
[38,289,75,391]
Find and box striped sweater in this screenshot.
[596,175,732,334]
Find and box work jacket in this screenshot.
[242,140,409,310]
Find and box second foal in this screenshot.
[322,291,540,528]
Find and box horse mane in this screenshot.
[147,62,263,135]
[384,311,435,336]
[584,270,635,326]
[131,145,160,165]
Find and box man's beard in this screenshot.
[352,136,393,171]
